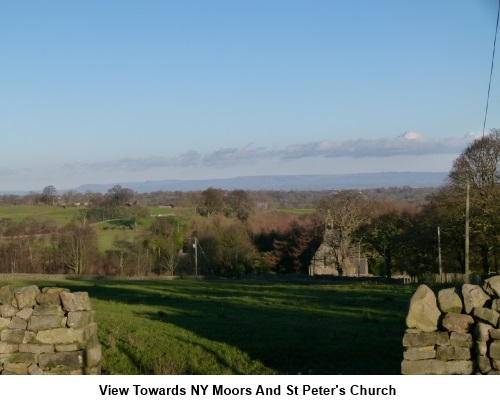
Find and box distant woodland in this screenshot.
[1,129,499,279]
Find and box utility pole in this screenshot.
[437,226,443,275]
[193,237,198,277]
[465,181,470,281]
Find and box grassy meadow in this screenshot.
[2,278,415,375]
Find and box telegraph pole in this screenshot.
[193,237,198,277]
[465,181,470,281]
[438,226,443,275]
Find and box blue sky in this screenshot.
[1,0,499,191]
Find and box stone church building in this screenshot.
[309,210,369,277]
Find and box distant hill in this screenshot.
[72,172,448,193]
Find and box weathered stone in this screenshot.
[60,291,91,312]
[32,304,64,317]
[437,288,463,313]
[492,299,500,312]
[27,363,44,375]
[401,359,474,375]
[84,322,98,340]
[476,340,488,356]
[55,343,81,352]
[403,346,436,360]
[403,331,449,347]
[2,362,28,375]
[86,343,102,367]
[490,341,500,359]
[37,287,68,306]
[8,316,27,330]
[67,311,95,329]
[19,343,55,353]
[0,304,17,317]
[84,366,101,375]
[28,315,64,332]
[492,359,500,370]
[1,352,36,364]
[462,284,490,314]
[483,275,500,297]
[450,332,474,348]
[16,307,33,320]
[41,287,70,294]
[0,329,26,343]
[442,313,474,333]
[405,328,421,334]
[473,322,493,341]
[36,328,84,344]
[477,355,492,374]
[436,345,471,361]
[23,331,37,344]
[0,285,13,305]
[38,351,84,370]
[490,329,500,340]
[406,284,441,332]
[472,307,500,327]
[0,317,10,331]
[14,285,40,309]
[0,341,18,353]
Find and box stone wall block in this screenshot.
[449,332,474,348]
[401,359,474,375]
[490,329,500,340]
[0,286,13,305]
[8,316,27,330]
[27,363,44,375]
[19,343,55,354]
[473,322,493,342]
[403,346,436,361]
[442,313,474,333]
[436,345,471,361]
[60,291,91,312]
[472,307,500,327]
[2,362,28,375]
[38,351,84,371]
[0,304,17,318]
[37,287,69,306]
[1,329,26,343]
[437,288,463,313]
[14,285,40,310]
[32,305,64,317]
[483,275,500,297]
[16,308,33,320]
[477,355,492,373]
[0,318,10,331]
[28,315,64,332]
[67,311,95,329]
[406,284,441,332]
[36,328,84,345]
[0,341,19,353]
[490,341,500,359]
[403,331,449,347]
[462,284,490,314]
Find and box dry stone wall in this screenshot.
[402,276,500,374]
[0,284,101,375]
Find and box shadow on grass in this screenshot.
[45,279,416,375]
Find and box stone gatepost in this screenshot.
[0,285,102,375]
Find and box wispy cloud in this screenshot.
[58,132,480,173]
[282,132,480,159]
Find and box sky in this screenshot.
[1,0,499,192]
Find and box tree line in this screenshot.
[1,129,499,278]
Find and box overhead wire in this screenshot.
[482,0,500,137]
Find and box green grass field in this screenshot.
[2,278,415,375]
[0,205,81,226]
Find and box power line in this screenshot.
[482,0,500,137]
